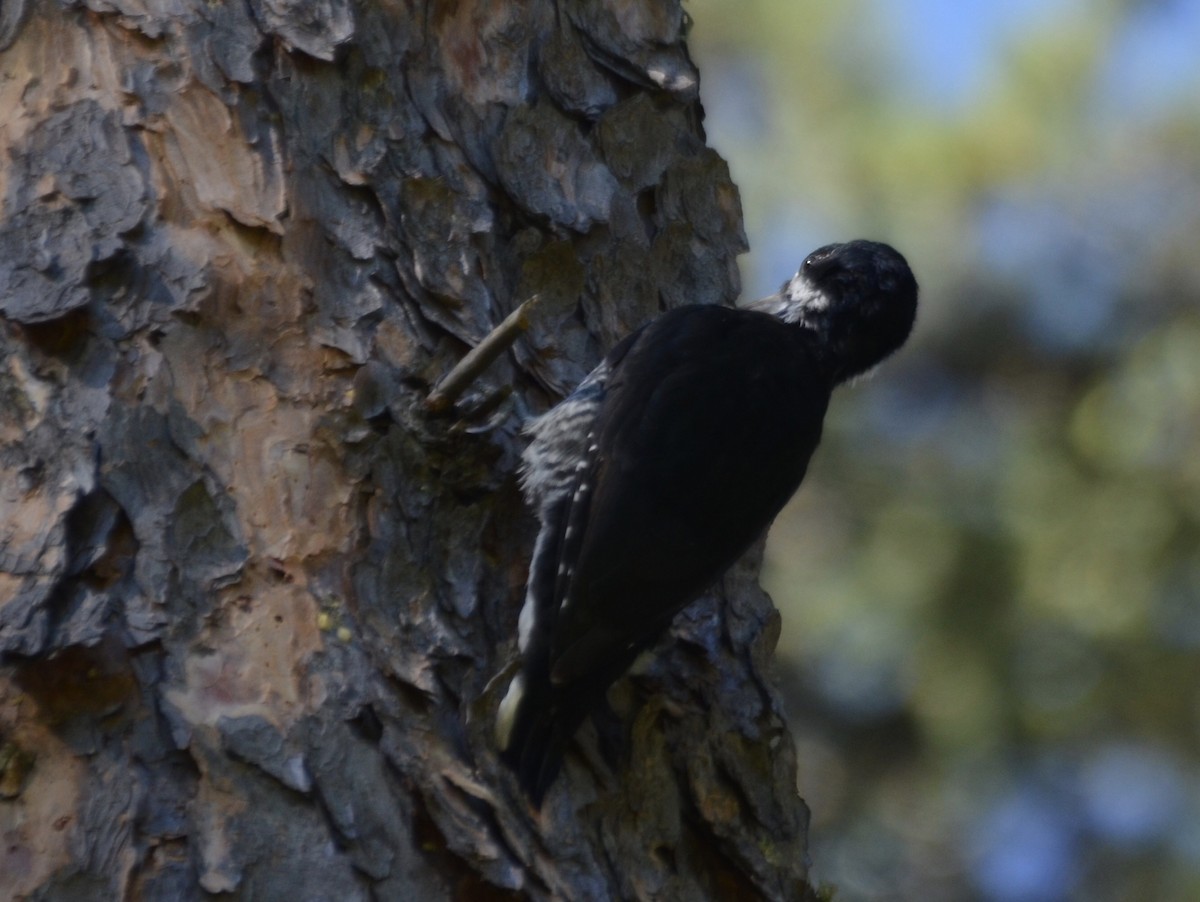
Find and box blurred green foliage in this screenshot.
[687,1,1200,900]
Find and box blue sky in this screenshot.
[876,0,1071,108]
[875,0,1200,115]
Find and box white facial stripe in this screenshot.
[743,271,831,330]
[783,272,829,323]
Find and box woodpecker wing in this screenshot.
[514,330,643,647]
[548,304,831,684]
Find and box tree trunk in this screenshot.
[0,1,817,898]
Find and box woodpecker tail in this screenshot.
[496,668,588,808]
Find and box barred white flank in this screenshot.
[519,359,610,508]
[510,358,611,663]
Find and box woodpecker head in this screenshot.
[750,239,918,383]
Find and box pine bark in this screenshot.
[0,1,817,898]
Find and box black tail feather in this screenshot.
[500,676,587,808]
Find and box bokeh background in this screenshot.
[686,1,1200,900]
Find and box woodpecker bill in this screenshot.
[497,240,919,806]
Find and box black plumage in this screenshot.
[497,240,918,806]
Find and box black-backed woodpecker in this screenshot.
[497,239,919,806]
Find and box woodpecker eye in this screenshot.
[802,247,836,277]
